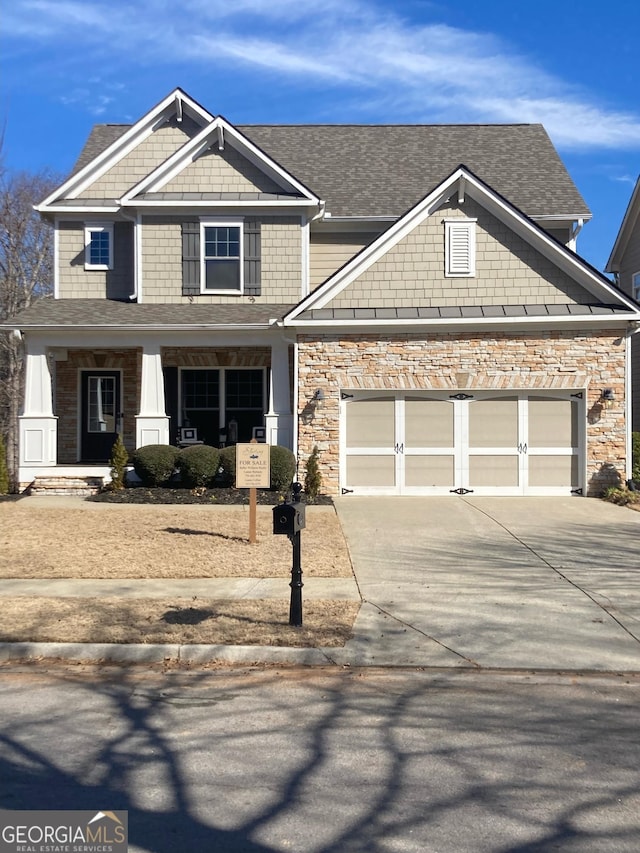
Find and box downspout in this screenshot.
[120,209,142,302]
[569,217,584,252]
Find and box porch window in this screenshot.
[200,220,243,293]
[180,368,264,444]
[85,223,113,270]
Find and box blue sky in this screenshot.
[1,0,638,272]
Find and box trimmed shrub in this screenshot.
[131,444,179,487]
[177,444,221,488]
[270,445,296,492]
[0,434,8,495]
[108,434,129,491]
[304,445,322,499]
[218,445,237,487]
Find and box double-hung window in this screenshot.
[445,218,477,277]
[200,220,243,294]
[633,271,640,302]
[84,223,113,270]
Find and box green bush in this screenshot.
[0,433,9,495]
[218,445,237,487]
[131,444,179,487]
[270,445,296,492]
[304,445,322,499]
[108,434,129,491]
[177,444,221,487]
[632,432,640,482]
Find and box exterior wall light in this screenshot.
[312,388,326,405]
[600,388,615,409]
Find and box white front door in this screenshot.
[341,390,584,496]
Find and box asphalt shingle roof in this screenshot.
[2,299,294,328]
[70,122,590,220]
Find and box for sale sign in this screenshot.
[236,442,270,489]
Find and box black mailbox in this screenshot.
[273,501,306,535]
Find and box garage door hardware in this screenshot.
[449,393,474,400]
[450,488,474,494]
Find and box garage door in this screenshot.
[340,390,584,496]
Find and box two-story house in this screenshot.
[606,176,640,430]
[5,88,640,496]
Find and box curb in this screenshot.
[0,641,335,666]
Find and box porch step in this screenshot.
[30,476,105,497]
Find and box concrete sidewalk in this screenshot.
[2,496,640,671]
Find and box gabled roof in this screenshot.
[606,176,640,272]
[285,166,638,327]
[37,88,213,211]
[120,115,320,208]
[56,106,590,221]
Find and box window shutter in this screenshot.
[182,221,200,295]
[244,220,261,296]
[446,221,475,276]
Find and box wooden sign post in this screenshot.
[236,440,270,544]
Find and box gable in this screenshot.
[76,116,202,200]
[286,167,639,326]
[158,141,284,196]
[607,176,640,301]
[327,197,594,311]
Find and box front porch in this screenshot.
[18,331,294,491]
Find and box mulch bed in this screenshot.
[87,486,333,506]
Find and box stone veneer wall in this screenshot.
[56,349,140,463]
[296,330,627,496]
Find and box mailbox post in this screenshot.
[272,482,306,627]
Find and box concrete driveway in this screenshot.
[331,497,640,671]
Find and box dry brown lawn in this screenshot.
[0,597,359,646]
[0,502,359,646]
[0,504,352,579]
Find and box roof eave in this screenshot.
[284,313,640,331]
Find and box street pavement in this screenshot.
[1,666,638,852]
[1,496,639,672]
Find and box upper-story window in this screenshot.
[445,218,476,277]
[633,271,640,302]
[84,223,113,270]
[200,220,243,294]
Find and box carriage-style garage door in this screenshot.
[341,391,584,496]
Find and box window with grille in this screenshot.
[200,221,243,293]
[85,223,113,270]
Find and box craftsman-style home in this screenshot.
[5,88,640,496]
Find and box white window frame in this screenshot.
[633,271,640,302]
[200,218,244,295]
[84,222,114,271]
[445,218,477,277]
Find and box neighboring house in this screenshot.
[3,88,640,497]
[606,176,640,430]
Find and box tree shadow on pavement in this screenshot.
[1,666,639,852]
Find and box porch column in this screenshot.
[19,338,57,466]
[136,343,170,447]
[265,335,293,449]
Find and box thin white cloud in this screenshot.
[3,0,640,151]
